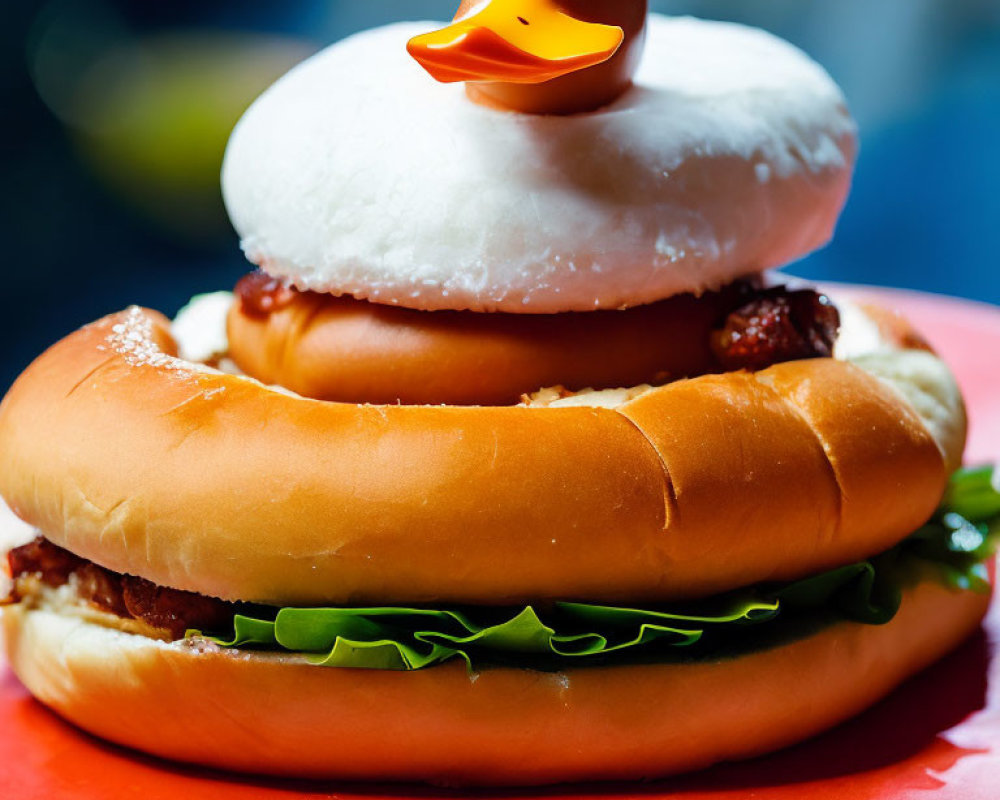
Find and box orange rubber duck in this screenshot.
[407,0,648,114]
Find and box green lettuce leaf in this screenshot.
[193,465,1000,671]
[207,598,781,670]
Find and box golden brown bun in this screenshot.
[0,307,956,606]
[857,303,934,352]
[2,575,989,786]
[226,284,743,405]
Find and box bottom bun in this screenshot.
[2,577,990,787]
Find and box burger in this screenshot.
[2,2,998,787]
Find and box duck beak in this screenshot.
[407,0,624,85]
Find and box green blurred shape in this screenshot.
[69,33,313,242]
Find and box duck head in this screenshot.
[407,0,648,115]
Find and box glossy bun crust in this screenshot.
[0,306,961,607]
[225,283,747,405]
[2,575,988,786]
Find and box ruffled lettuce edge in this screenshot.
[192,466,999,671]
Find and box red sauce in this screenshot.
[235,270,298,318]
[710,287,841,372]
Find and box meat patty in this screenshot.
[6,537,244,639]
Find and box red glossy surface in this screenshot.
[2,287,999,799]
[235,271,297,318]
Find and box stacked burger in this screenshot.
[2,1,998,787]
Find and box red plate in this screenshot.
[3,286,1000,799]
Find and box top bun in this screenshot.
[223,16,856,313]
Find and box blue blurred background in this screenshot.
[2,0,999,391]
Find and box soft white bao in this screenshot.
[223,16,858,313]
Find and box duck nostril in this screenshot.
[517,16,530,25]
